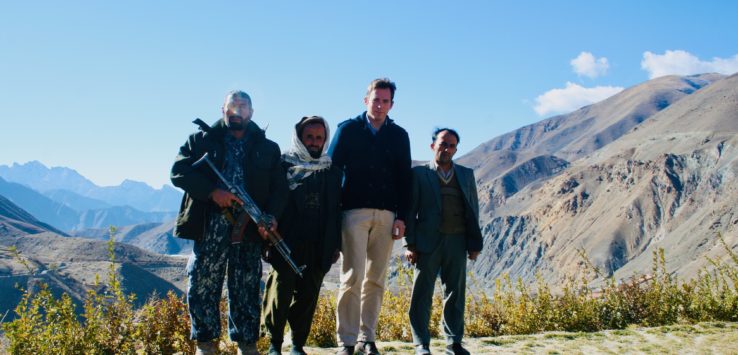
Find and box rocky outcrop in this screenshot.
[458,74,724,183]
[469,73,738,287]
[480,155,570,214]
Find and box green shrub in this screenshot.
[306,292,338,347]
[3,231,737,352]
[2,227,196,354]
[2,284,84,354]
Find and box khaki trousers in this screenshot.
[336,208,396,346]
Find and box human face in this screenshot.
[222,96,253,131]
[431,130,458,167]
[300,123,326,158]
[364,88,393,123]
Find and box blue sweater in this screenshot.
[328,112,412,221]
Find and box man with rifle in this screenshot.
[261,115,343,355]
[171,90,288,355]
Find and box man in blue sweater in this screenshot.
[328,78,412,355]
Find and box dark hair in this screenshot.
[296,115,326,137]
[224,90,252,107]
[366,78,397,100]
[432,128,460,143]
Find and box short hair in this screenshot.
[224,90,252,107]
[432,128,460,143]
[366,78,397,100]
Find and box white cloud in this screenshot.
[534,82,623,116]
[641,50,738,79]
[571,52,610,78]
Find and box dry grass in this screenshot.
[291,322,738,354]
[2,231,737,354]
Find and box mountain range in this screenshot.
[1,72,737,303]
[0,196,187,321]
[0,161,181,213]
[0,161,182,236]
[72,219,192,255]
[0,176,177,233]
[463,73,738,286]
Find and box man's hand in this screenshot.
[391,219,405,240]
[210,189,243,208]
[257,215,277,241]
[468,251,480,261]
[404,249,417,265]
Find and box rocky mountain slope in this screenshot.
[0,231,187,321]
[73,219,192,255]
[458,74,724,213]
[0,177,80,231]
[470,73,738,285]
[0,194,66,237]
[0,190,187,322]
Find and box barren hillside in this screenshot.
[470,73,738,285]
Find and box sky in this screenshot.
[1,1,737,189]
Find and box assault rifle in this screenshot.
[193,152,306,278]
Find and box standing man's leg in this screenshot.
[287,262,327,350]
[188,222,229,342]
[439,234,467,345]
[228,241,263,346]
[336,209,372,347]
[409,245,443,347]
[359,209,396,342]
[262,259,298,352]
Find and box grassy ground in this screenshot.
[2,319,736,354]
[289,322,738,354]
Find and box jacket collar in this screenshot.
[353,111,394,129]
[429,159,454,174]
[424,161,472,208]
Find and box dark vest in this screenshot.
[438,171,467,235]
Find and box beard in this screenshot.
[308,148,322,159]
[226,115,249,131]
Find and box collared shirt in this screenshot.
[431,160,455,184]
[365,114,388,135]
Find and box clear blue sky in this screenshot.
[2,1,737,188]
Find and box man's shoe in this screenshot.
[195,341,218,355]
[445,343,470,355]
[290,345,308,355]
[415,344,432,355]
[269,342,283,355]
[237,341,259,355]
[355,341,380,355]
[336,345,354,355]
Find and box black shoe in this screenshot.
[415,344,432,355]
[355,341,380,355]
[336,345,354,355]
[445,343,470,355]
[290,345,307,355]
[268,342,282,355]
